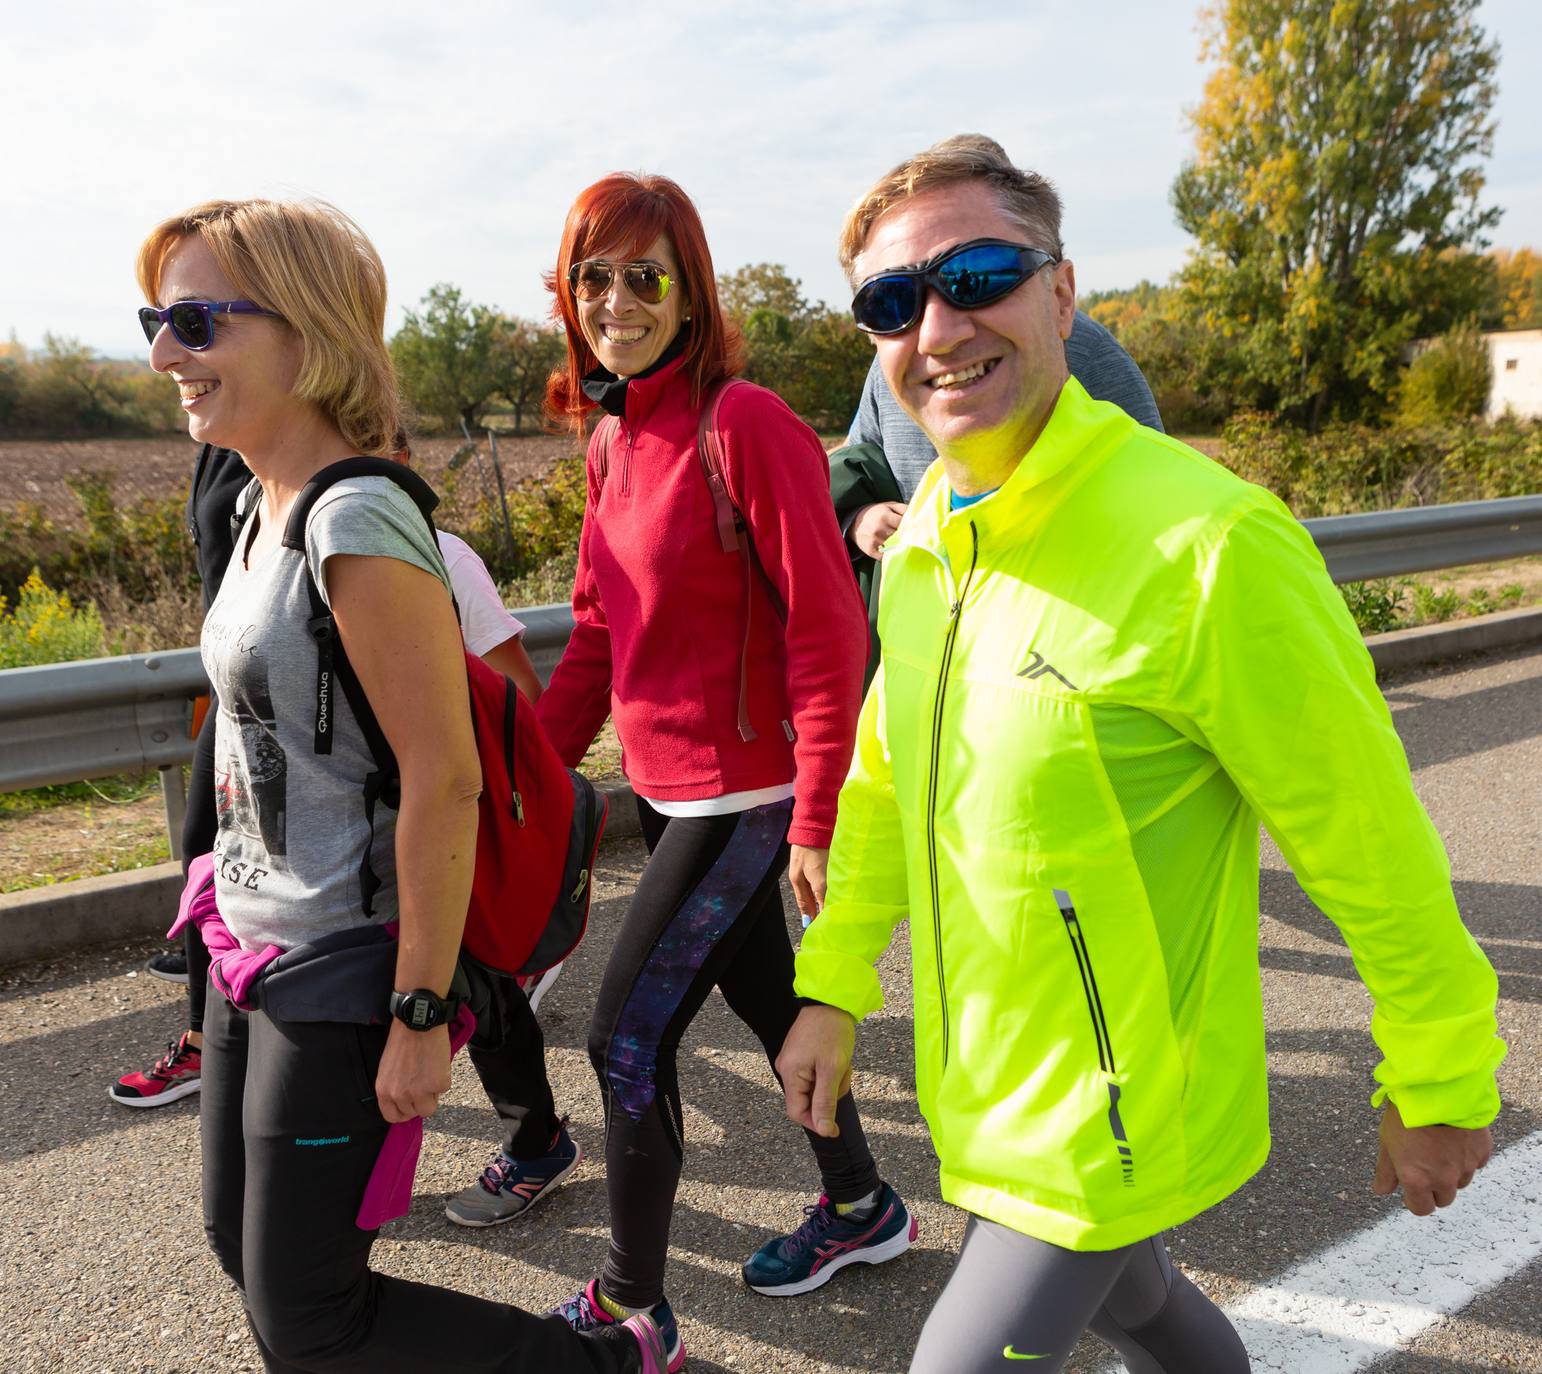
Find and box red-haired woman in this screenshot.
[532,173,914,1365]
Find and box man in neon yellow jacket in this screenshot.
[778,135,1505,1374]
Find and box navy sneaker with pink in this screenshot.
[553,1278,685,1373]
[741,1181,917,1295]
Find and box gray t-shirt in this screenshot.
[846,308,1164,500]
[200,477,450,951]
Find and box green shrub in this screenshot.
[451,457,587,586]
[0,471,195,606]
[1219,412,1541,517]
[0,571,106,668]
[1411,582,1463,624]
[1397,322,1492,427]
[1339,579,1408,634]
[500,550,579,609]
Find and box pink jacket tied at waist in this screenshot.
[170,853,477,1229]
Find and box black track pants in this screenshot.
[200,986,626,1373]
[590,797,880,1308]
[910,1215,1250,1374]
[464,960,562,1159]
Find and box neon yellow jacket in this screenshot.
[795,377,1504,1251]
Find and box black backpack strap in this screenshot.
[284,458,444,916]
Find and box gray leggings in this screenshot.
[910,1216,1249,1374]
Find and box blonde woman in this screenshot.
[138,198,663,1374]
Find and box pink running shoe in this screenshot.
[109,1031,201,1108]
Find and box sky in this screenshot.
[5,0,1539,360]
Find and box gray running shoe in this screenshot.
[444,1122,582,1227]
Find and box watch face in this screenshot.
[395,991,444,1030]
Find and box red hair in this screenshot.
[544,172,744,429]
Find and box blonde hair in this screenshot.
[136,198,401,456]
[838,134,1064,282]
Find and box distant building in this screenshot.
[1485,328,1542,420]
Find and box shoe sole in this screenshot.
[443,1141,583,1227]
[108,1079,201,1108]
[745,1209,917,1296]
[143,966,190,985]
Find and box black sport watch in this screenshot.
[389,988,456,1031]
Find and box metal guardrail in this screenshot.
[3,494,1541,855]
[1303,495,1542,583]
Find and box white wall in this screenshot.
[1486,330,1542,420]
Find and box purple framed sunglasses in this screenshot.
[137,299,280,351]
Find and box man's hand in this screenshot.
[376,1020,452,1124]
[850,501,907,559]
[788,844,829,922]
[1372,1099,1493,1216]
[777,1004,856,1137]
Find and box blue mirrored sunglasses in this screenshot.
[851,239,1059,335]
[137,299,280,351]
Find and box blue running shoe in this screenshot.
[553,1277,685,1373]
[444,1120,581,1227]
[577,1313,669,1374]
[742,1181,917,1296]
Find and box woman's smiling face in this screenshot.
[147,234,302,452]
[575,232,688,377]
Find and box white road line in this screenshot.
[1105,1129,1542,1373]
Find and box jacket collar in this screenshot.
[581,331,689,425]
[904,375,1118,546]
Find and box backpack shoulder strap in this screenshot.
[592,415,620,495]
[695,379,793,743]
[280,456,440,553]
[696,379,752,555]
[280,457,447,918]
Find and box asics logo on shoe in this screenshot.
[1002,1349,1051,1361]
[1017,650,1078,691]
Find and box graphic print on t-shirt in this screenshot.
[209,620,288,861]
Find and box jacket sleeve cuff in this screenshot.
[1371,1074,1502,1131]
[787,818,835,849]
[1368,1006,1506,1129]
[793,946,884,1022]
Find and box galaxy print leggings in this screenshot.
[589,795,881,1308]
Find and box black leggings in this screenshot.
[589,796,880,1308]
[201,985,626,1373]
[181,702,217,1034]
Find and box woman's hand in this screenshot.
[789,844,829,922]
[375,1020,452,1123]
[850,501,907,559]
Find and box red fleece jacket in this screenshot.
[535,361,867,849]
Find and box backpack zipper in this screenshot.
[925,522,979,1071]
[502,676,525,826]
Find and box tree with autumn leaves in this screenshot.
[1172,0,1502,428]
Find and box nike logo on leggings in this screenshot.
[1002,1349,1050,1361]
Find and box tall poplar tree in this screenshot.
[1173,0,1500,426]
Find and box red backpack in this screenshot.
[281,457,606,977]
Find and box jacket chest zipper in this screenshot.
[925,523,979,1071]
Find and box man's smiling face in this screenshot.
[852,180,1076,478]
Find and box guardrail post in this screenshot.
[159,765,186,864]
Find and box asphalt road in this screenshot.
[0,644,1537,1373]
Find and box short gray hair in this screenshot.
[839,134,1063,280]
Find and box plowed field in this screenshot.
[0,434,582,529]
